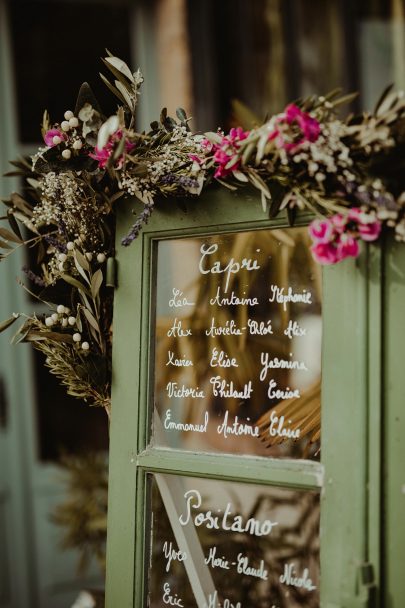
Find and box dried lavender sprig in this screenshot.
[21,266,46,287]
[44,235,68,253]
[160,173,199,189]
[121,202,155,246]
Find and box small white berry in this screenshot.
[68,316,76,326]
[52,135,62,145]
[64,110,74,120]
[57,304,65,314]
[72,140,83,150]
[64,307,70,314]
[66,241,74,251]
[97,253,106,263]
[62,149,71,160]
[45,317,54,327]
[62,318,68,327]
[58,253,67,262]
[81,342,90,351]
[69,117,79,128]
[51,313,58,322]
[85,252,93,261]
[73,333,81,342]
[61,120,70,132]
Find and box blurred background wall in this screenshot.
[0,1,404,607]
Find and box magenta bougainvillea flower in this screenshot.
[90,129,135,169]
[43,129,66,147]
[348,208,381,241]
[209,127,249,178]
[308,218,334,244]
[269,104,321,153]
[308,210,381,264]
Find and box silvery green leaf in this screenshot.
[256,133,269,164]
[0,314,19,333]
[97,115,120,149]
[105,56,134,82]
[215,178,237,191]
[61,274,91,296]
[232,169,249,182]
[376,90,399,117]
[26,178,41,190]
[176,108,187,122]
[242,142,256,165]
[115,80,133,108]
[91,269,103,298]
[261,190,268,213]
[99,73,126,105]
[247,169,271,198]
[225,157,238,170]
[204,131,222,145]
[0,227,22,244]
[83,307,100,332]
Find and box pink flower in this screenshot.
[211,127,249,179]
[285,104,320,142]
[269,104,320,153]
[331,214,347,233]
[336,235,360,260]
[311,242,339,265]
[309,207,381,265]
[44,129,65,147]
[348,208,381,242]
[308,218,334,244]
[188,153,204,165]
[90,146,111,168]
[358,220,381,242]
[89,129,134,169]
[201,138,214,152]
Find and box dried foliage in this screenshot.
[1,53,404,417]
[51,453,108,574]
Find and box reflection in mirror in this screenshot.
[152,227,322,459]
[147,474,320,607]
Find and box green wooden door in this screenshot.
[105,189,382,607]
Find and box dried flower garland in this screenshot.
[1,53,405,412]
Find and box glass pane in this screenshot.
[152,227,322,459]
[147,473,320,607]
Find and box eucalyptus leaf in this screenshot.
[176,107,188,124]
[99,73,126,106]
[75,250,90,272]
[61,274,91,296]
[247,170,271,198]
[82,307,100,333]
[0,314,19,333]
[0,227,23,244]
[10,192,33,216]
[8,212,23,240]
[91,269,103,298]
[26,331,74,343]
[104,56,134,82]
[232,169,249,183]
[204,131,222,145]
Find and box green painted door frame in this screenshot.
[106,189,404,607]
